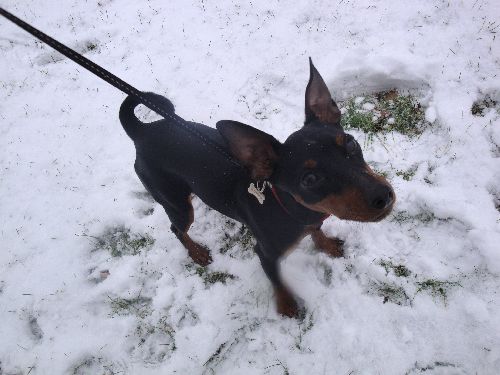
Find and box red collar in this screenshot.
[271,186,330,223]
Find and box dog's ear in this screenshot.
[305,58,342,127]
[217,120,280,180]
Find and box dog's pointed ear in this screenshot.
[217,120,280,180]
[305,58,342,127]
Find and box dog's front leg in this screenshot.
[310,227,344,258]
[254,244,302,319]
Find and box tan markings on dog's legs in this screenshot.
[335,134,344,146]
[177,195,212,266]
[275,285,301,318]
[310,228,344,258]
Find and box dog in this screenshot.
[119,59,395,318]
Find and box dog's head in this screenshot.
[217,59,394,222]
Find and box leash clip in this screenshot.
[248,181,271,204]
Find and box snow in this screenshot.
[1,0,499,374]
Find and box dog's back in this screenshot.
[119,93,246,221]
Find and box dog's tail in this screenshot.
[119,92,175,140]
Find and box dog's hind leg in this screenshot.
[135,165,212,266]
[168,196,213,266]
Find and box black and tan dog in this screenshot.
[119,59,394,318]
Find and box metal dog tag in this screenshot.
[247,181,270,204]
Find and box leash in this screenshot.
[1,7,327,222]
[0,7,240,167]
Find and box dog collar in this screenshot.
[247,181,330,223]
[271,186,330,223]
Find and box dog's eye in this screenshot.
[301,172,322,188]
[345,138,359,155]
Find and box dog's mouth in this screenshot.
[332,203,394,222]
[369,203,394,222]
[294,186,395,223]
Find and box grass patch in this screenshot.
[108,295,152,318]
[133,316,176,363]
[471,95,497,116]
[391,209,455,226]
[379,260,412,277]
[340,90,427,137]
[391,210,437,224]
[372,282,411,306]
[186,264,237,286]
[196,267,236,285]
[342,100,375,132]
[219,220,255,255]
[372,167,389,179]
[395,165,418,181]
[416,279,461,304]
[88,226,154,257]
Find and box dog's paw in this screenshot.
[311,230,344,258]
[319,237,344,258]
[188,243,213,266]
[275,287,305,320]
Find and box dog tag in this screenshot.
[248,183,265,204]
[248,181,270,204]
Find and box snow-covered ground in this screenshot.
[1,1,500,374]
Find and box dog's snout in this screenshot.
[370,186,394,210]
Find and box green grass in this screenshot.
[196,267,236,285]
[219,220,255,255]
[370,261,463,306]
[342,99,376,132]
[391,208,455,226]
[372,167,389,179]
[395,166,418,181]
[134,316,177,362]
[89,226,155,257]
[373,282,411,306]
[108,295,152,318]
[381,94,425,134]
[379,260,412,277]
[185,264,237,286]
[340,90,427,137]
[391,210,437,224]
[416,279,461,304]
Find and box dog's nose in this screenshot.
[370,186,394,210]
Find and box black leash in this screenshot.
[0,7,240,167]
